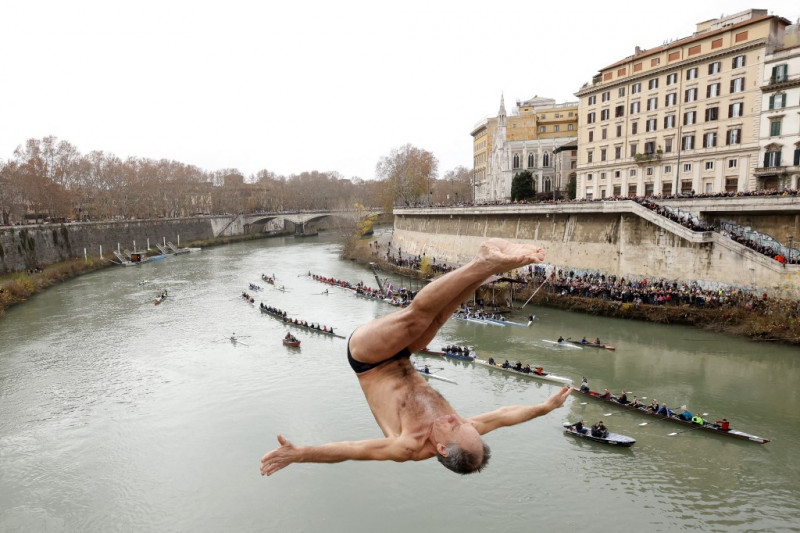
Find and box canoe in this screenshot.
[562,422,635,447]
[572,388,770,444]
[283,338,301,348]
[567,340,616,350]
[543,339,583,349]
[419,348,476,361]
[258,306,346,338]
[473,358,572,385]
[414,367,457,384]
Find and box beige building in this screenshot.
[471,95,578,203]
[575,9,792,199]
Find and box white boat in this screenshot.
[452,313,506,326]
[414,366,457,384]
[542,339,583,349]
[473,358,573,385]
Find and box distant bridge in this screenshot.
[212,210,383,237]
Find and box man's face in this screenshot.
[433,414,483,458]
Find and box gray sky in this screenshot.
[1,1,798,180]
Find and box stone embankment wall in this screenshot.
[392,204,800,298]
[0,217,217,275]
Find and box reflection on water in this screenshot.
[1,233,798,532]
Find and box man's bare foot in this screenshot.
[476,238,546,274]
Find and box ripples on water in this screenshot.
[1,234,799,532]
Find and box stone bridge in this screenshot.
[211,210,382,237]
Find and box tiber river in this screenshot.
[1,232,798,532]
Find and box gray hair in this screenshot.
[437,441,491,474]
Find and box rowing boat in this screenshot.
[562,422,635,446]
[485,315,534,327]
[567,339,616,350]
[452,314,506,326]
[258,305,346,338]
[473,358,572,385]
[542,339,583,349]
[414,366,457,384]
[283,337,301,348]
[419,347,476,361]
[572,388,770,444]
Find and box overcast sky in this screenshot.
[1,1,798,181]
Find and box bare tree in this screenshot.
[375,144,438,207]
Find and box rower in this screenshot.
[572,420,587,434]
[581,336,587,344]
[557,336,564,343]
[617,390,629,404]
[579,377,590,393]
[514,361,523,371]
[601,388,611,401]
[502,360,511,369]
[595,337,601,345]
[535,366,543,375]
[691,414,704,425]
[715,418,730,431]
[423,365,431,374]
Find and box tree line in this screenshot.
[0,137,472,225]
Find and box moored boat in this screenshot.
[562,422,635,446]
[473,358,572,385]
[572,387,770,444]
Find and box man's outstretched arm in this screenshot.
[469,385,572,435]
[260,434,418,476]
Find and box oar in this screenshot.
[520,279,549,309]
[668,423,707,436]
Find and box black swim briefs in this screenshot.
[347,336,411,374]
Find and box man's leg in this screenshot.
[348,239,545,365]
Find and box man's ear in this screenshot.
[436,442,448,456]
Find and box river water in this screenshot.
[1,232,798,532]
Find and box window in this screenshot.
[705,182,713,194]
[725,178,738,192]
[703,131,717,148]
[732,55,746,69]
[600,148,607,161]
[602,91,610,102]
[587,150,593,163]
[644,141,656,154]
[664,165,672,173]
[630,101,640,114]
[664,137,673,153]
[601,128,607,140]
[770,119,782,137]
[682,135,695,150]
[727,128,741,145]
[587,112,596,124]
[665,92,677,106]
[588,95,597,105]
[706,83,721,98]
[613,185,622,196]
[513,154,520,169]
[730,77,745,93]
[795,148,800,166]
[764,150,781,167]
[631,82,641,94]
[647,97,658,111]
[554,125,560,132]
[614,170,621,178]
[600,172,606,180]
[686,67,698,80]
[588,130,594,142]
[614,146,621,159]
[705,107,719,121]
[540,126,546,133]
[528,153,535,168]
[683,163,692,173]
[648,78,659,90]
[729,102,743,117]
[616,125,622,137]
[601,109,610,120]
[684,110,696,125]
[646,118,657,132]
[664,115,676,129]
[630,143,637,157]
[651,57,661,67]
[615,105,624,117]
[543,152,550,166]
[646,167,654,176]
[685,88,697,102]
[630,169,637,177]
[728,158,737,169]
[631,121,638,134]
[708,61,721,74]
[568,123,574,131]
[587,174,593,181]
[662,182,673,195]
[618,87,626,97]
[768,93,787,110]
[771,64,788,83]
[666,72,678,85]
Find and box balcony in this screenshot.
[634,152,662,165]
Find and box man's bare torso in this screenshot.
[356,357,452,457]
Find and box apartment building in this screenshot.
[575,9,792,199]
[758,23,800,190]
[472,95,577,203]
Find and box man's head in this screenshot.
[432,414,491,474]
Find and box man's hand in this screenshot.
[543,385,572,413]
[477,238,546,274]
[260,434,298,476]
